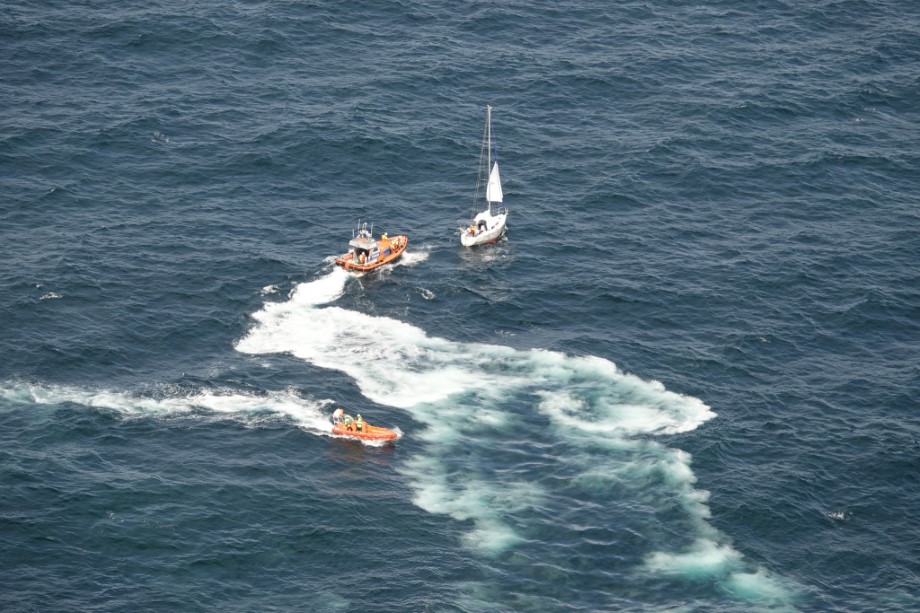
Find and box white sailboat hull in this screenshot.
[460,208,508,246]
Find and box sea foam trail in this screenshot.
[0,383,336,435]
[236,271,794,603]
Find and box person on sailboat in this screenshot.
[468,224,477,236]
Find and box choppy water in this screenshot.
[2,1,919,611]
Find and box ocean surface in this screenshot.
[2,1,919,611]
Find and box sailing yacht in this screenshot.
[460,105,509,247]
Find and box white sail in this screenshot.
[486,162,503,203]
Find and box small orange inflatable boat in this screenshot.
[335,222,408,273]
[331,422,398,441]
[331,408,398,441]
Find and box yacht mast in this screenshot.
[486,105,492,214]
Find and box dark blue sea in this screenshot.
[2,1,919,611]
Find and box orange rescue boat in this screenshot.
[335,222,408,272]
[331,408,398,442]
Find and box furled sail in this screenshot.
[486,162,503,203]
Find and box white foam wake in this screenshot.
[2,267,791,604]
[235,270,795,603]
[0,382,335,434]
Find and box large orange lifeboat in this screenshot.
[335,222,408,272]
[330,408,398,442]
